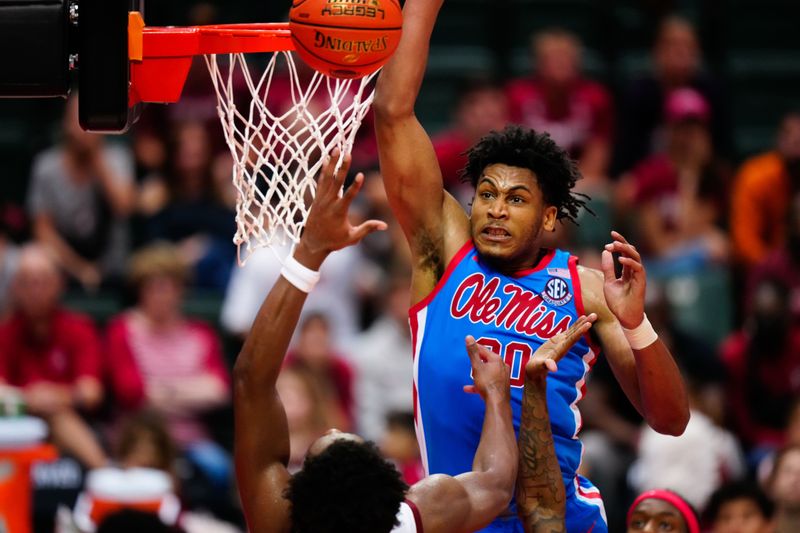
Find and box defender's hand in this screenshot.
[463,335,511,402]
[525,314,596,381]
[601,231,646,329]
[299,153,387,259]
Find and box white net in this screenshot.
[205,51,378,265]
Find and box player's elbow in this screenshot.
[233,353,254,387]
[486,482,515,517]
[482,467,517,515]
[647,409,690,436]
[373,86,415,122]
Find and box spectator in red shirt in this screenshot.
[105,243,231,484]
[0,244,108,468]
[506,28,614,180]
[432,79,509,196]
[721,277,800,449]
[286,312,355,431]
[614,16,733,175]
[620,88,728,276]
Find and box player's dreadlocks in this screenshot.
[461,124,590,224]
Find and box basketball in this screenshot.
[288,0,403,79]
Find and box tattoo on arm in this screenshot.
[516,378,566,533]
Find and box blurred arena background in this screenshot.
[2,0,800,532]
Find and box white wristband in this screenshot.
[622,313,658,350]
[280,254,321,293]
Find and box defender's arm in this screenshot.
[406,338,517,533]
[233,158,385,532]
[516,316,595,533]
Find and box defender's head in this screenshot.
[462,125,586,270]
[286,432,408,533]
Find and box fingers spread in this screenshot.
[332,152,351,189]
[318,156,334,196]
[601,249,616,282]
[605,241,642,263]
[611,230,629,245]
[618,256,644,271]
[342,172,365,204]
[463,385,478,394]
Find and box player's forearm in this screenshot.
[516,376,565,533]
[472,392,517,495]
[234,242,326,388]
[373,0,445,117]
[634,338,689,436]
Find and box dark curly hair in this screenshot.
[286,440,408,533]
[461,124,589,224]
[704,481,774,524]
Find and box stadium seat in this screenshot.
[63,291,123,326]
[418,45,496,133]
[659,267,733,347]
[727,51,800,156]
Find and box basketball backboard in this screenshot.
[0,0,142,132]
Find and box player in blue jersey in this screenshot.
[233,155,594,533]
[373,1,691,532]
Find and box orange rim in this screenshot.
[129,19,295,105]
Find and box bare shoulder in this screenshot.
[576,265,612,319]
[407,473,465,502]
[406,474,469,533]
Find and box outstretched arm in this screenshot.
[374,0,470,303]
[407,337,517,533]
[516,315,596,533]
[581,231,689,436]
[233,157,386,532]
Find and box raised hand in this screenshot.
[299,153,388,257]
[601,231,646,329]
[525,314,597,381]
[463,335,511,402]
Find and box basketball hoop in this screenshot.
[129,20,379,264]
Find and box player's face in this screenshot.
[307,429,364,458]
[470,164,557,271]
[711,498,771,533]
[627,499,687,533]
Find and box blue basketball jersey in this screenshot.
[410,241,606,532]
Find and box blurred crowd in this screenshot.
[1,8,800,533]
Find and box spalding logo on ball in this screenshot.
[289,0,403,79]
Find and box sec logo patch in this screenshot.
[542,277,572,306]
